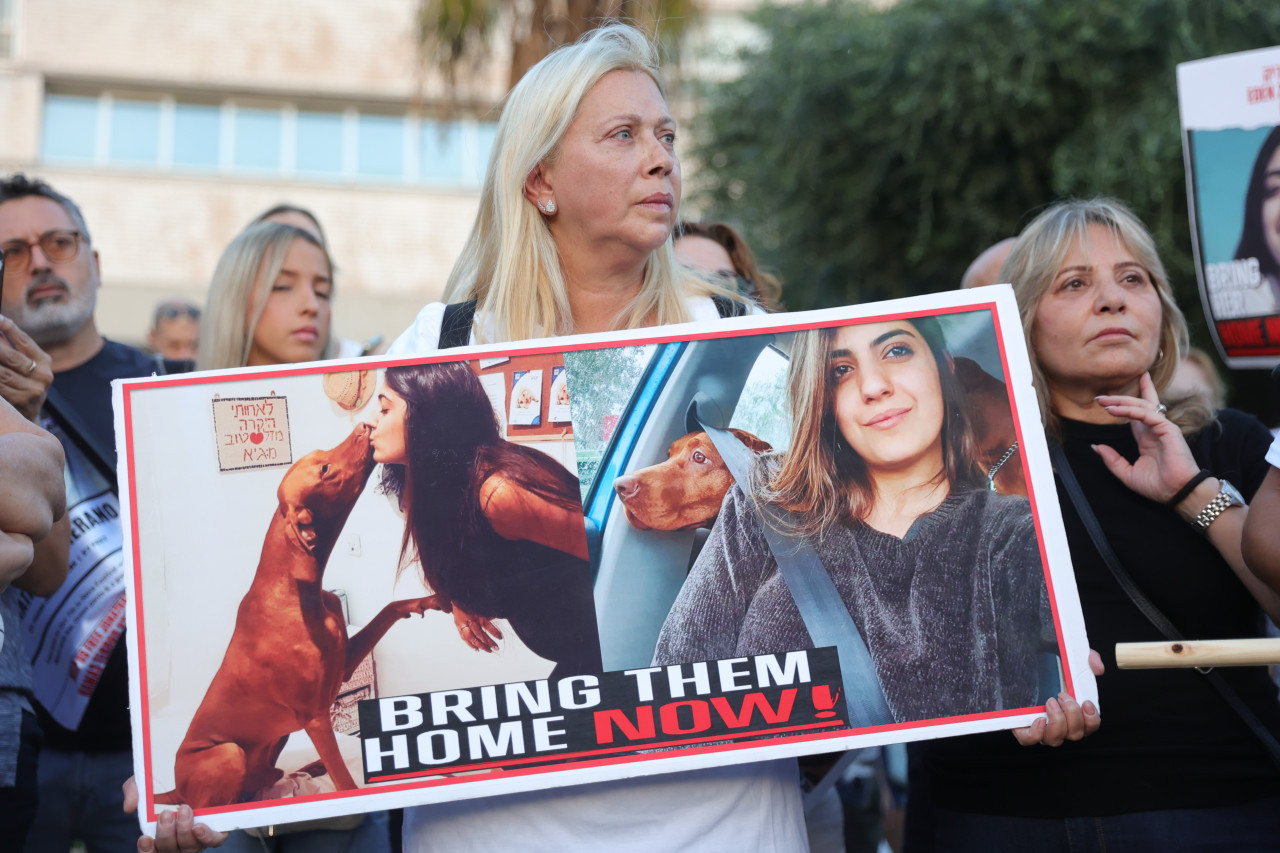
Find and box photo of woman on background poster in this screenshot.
[1233,125,1280,314]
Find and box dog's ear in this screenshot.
[729,429,773,454]
[286,507,318,552]
[297,508,316,546]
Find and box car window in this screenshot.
[728,344,791,451]
[564,344,657,500]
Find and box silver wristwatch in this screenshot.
[1191,479,1245,533]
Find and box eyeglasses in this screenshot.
[0,230,84,272]
[156,304,201,321]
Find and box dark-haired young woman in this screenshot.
[1232,125,1280,314]
[655,318,1055,721]
[369,361,601,679]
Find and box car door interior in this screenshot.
[593,332,776,671]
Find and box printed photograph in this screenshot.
[117,297,1089,833]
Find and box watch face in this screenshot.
[1219,479,1245,506]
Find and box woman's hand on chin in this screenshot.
[1012,650,1104,747]
[1092,372,1200,502]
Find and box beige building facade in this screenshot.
[0,0,760,349]
[0,0,513,349]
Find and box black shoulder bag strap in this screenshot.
[439,300,478,349]
[710,294,750,318]
[43,385,119,491]
[688,396,894,727]
[440,295,745,349]
[1049,442,1280,768]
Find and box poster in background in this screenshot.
[1179,46,1280,367]
[549,366,572,423]
[509,369,543,426]
[8,424,125,730]
[116,288,1095,834]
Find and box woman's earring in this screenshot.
[537,199,557,215]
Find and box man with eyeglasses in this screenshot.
[0,173,192,852]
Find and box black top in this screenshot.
[39,340,191,753]
[916,409,1280,817]
[448,507,601,680]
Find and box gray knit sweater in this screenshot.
[653,484,1057,723]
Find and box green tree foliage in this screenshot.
[417,0,700,90]
[692,0,1280,322]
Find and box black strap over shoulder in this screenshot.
[711,294,750,318]
[439,295,746,349]
[44,387,118,491]
[439,300,478,349]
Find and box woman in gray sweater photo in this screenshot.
[654,316,1058,723]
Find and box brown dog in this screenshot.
[954,356,1027,498]
[614,429,773,531]
[158,425,438,808]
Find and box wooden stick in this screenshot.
[1115,638,1280,669]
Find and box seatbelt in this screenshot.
[687,395,894,727]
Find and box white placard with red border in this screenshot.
[114,287,1093,835]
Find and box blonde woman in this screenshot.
[148,23,797,853]
[387,31,744,356]
[909,199,1280,851]
[385,22,805,853]
[197,222,333,371]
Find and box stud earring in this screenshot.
[538,199,557,214]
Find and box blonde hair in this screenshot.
[197,222,334,370]
[764,319,983,537]
[999,198,1212,437]
[443,22,738,343]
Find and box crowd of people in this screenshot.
[1,20,1279,853]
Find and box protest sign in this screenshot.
[115,287,1094,834]
[1178,46,1280,367]
[9,420,126,731]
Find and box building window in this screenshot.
[42,95,98,162]
[357,114,406,180]
[0,0,13,58]
[420,120,464,184]
[172,103,221,170]
[295,111,344,178]
[40,93,497,189]
[109,99,162,164]
[232,106,283,172]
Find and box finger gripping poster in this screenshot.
[114,288,1093,834]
